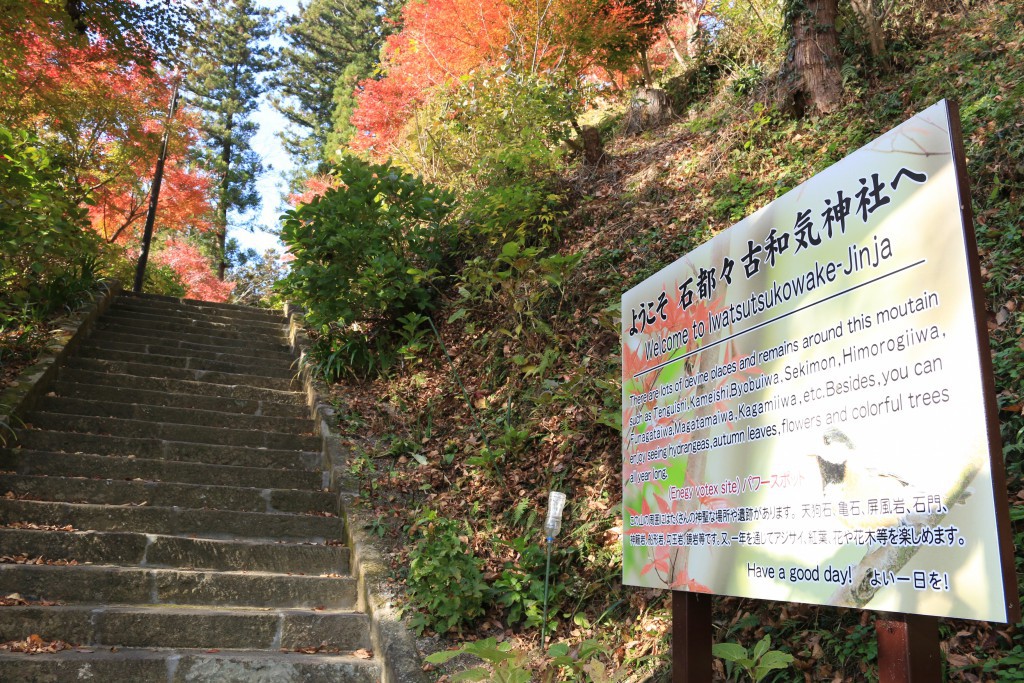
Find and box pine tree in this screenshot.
[184,0,274,279]
[272,0,400,171]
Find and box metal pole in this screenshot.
[133,68,183,294]
[541,539,552,648]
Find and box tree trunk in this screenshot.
[638,48,653,86]
[622,87,672,135]
[217,113,234,282]
[580,125,605,166]
[850,0,886,60]
[782,0,844,116]
[662,21,688,68]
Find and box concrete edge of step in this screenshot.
[285,302,429,683]
[0,280,123,445]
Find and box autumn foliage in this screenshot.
[1,1,224,303]
[348,0,692,156]
[350,0,512,153]
[154,239,235,303]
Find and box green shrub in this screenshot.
[277,156,455,377]
[460,182,566,253]
[406,511,487,634]
[0,123,99,311]
[400,69,575,189]
[490,532,564,632]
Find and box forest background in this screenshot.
[2,0,1023,680]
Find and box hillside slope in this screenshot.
[327,3,1023,680]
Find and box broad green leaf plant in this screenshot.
[713,634,795,682]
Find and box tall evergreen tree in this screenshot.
[272,0,400,171]
[184,0,274,279]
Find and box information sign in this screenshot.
[621,100,1016,622]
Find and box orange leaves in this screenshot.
[350,0,512,154]
[0,634,75,654]
[89,153,216,245]
[5,11,217,266]
[153,239,235,303]
[398,0,511,82]
[288,173,344,207]
[0,554,78,567]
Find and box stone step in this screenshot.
[111,299,288,333]
[11,430,319,470]
[53,380,308,418]
[25,413,321,451]
[39,396,312,434]
[0,450,323,491]
[82,329,297,365]
[0,528,349,574]
[0,604,371,651]
[99,311,288,346]
[57,369,306,406]
[0,648,380,683]
[0,563,357,609]
[0,475,336,515]
[82,346,296,379]
[66,357,297,392]
[92,320,291,354]
[105,306,288,339]
[0,500,343,541]
[126,291,287,323]
[81,337,296,370]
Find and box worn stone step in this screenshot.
[126,291,287,323]
[25,413,320,451]
[0,528,349,574]
[81,337,296,370]
[53,381,308,418]
[0,604,371,651]
[0,475,336,515]
[39,396,312,434]
[57,369,305,406]
[104,306,288,339]
[99,311,288,346]
[0,450,322,491]
[108,299,286,328]
[0,563,357,609]
[92,320,291,354]
[11,430,319,470]
[81,346,296,379]
[0,500,344,540]
[112,299,288,331]
[82,329,297,365]
[0,648,380,683]
[66,357,297,392]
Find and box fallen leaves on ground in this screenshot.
[0,634,74,654]
[2,522,76,532]
[0,593,60,606]
[0,553,78,566]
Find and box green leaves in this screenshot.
[713,635,795,682]
[425,638,531,683]
[425,637,619,682]
[1,124,98,311]
[277,156,454,378]
[406,513,487,634]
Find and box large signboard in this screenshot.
[620,100,1017,622]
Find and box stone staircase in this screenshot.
[0,293,380,681]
